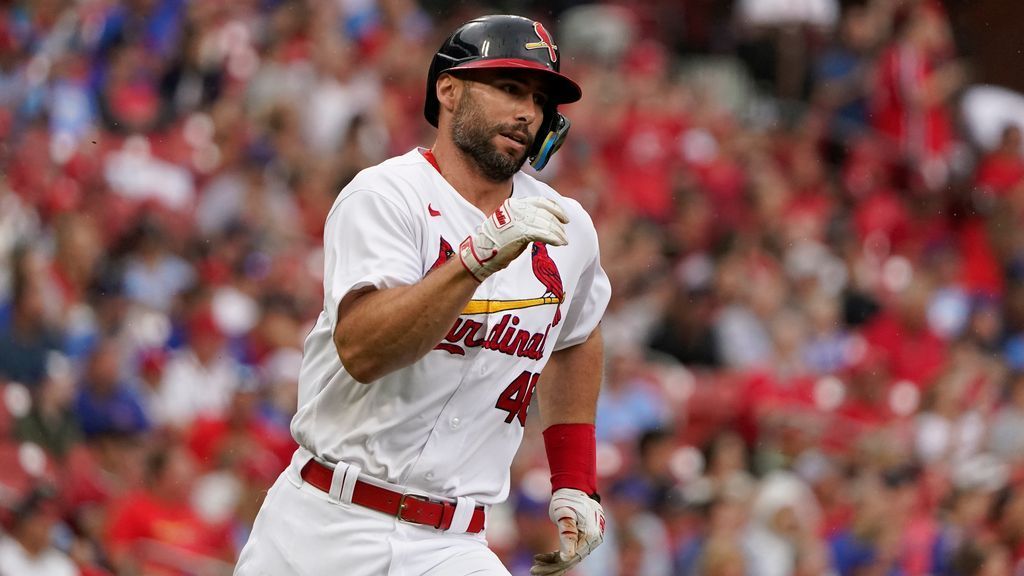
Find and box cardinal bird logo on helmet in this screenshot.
[428,237,455,274]
[525,22,558,63]
[531,242,564,326]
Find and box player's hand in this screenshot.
[460,197,569,281]
[530,488,605,576]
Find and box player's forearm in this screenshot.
[539,327,603,499]
[334,259,479,383]
[537,327,603,426]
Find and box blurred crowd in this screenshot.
[2,0,1024,574]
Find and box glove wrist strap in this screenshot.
[543,423,597,495]
[458,237,488,282]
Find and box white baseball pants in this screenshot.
[234,456,510,576]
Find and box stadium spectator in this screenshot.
[73,338,150,440]
[988,373,1024,464]
[870,1,965,191]
[0,246,63,389]
[975,125,1024,199]
[13,352,81,460]
[104,442,232,575]
[0,485,78,576]
[121,217,194,314]
[152,306,241,429]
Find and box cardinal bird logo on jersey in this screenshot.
[428,237,455,274]
[431,240,565,360]
[531,242,564,326]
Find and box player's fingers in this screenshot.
[523,213,568,245]
[543,199,570,224]
[556,516,580,562]
[528,227,568,247]
[530,204,568,229]
[530,561,571,576]
[529,555,563,576]
[528,197,570,224]
[532,561,573,569]
[533,552,561,564]
[550,219,569,245]
[533,554,582,576]
[576,536,596,559]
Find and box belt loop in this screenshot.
[446,496,476,534]
[329,461,351,502]
[340,464,361,504]
[292,448,315,486]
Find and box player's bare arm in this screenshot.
[537,326,603,427]
[534,327,606,576]
[335,195,569,384]
[333,258,479,384]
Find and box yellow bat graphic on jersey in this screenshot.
[461,297,561,315]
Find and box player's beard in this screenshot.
[451,89,534,182]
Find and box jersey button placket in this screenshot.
[449,417,461,430]
[473,281,494,376]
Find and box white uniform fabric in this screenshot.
[235,455,509,576]
[236,148,610,575]
[0,537,78,576]
[291,148,609,506]
[155,349,242,428]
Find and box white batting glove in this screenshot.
[459,197,569,282]
[530,488,606,576]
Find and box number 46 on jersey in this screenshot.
[495,370,539,426]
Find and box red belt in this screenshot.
[300,459,486,533]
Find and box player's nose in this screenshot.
[513,104,535,127]
[513,94,541,126]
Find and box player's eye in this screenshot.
[534,93,548,108]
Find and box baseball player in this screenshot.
[235,15,610,576]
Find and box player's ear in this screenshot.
[436,73,460,118]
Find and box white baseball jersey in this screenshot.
[290,148,611,506]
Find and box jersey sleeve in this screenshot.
[553,226,611,351]
[322,188,423,329]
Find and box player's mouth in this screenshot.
[499,130,529,150]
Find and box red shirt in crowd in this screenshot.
[854,188,911,249]
[691,153,748,234]
[862,313,947,388]
[958,218,1004,297]
[186,414,295,473]
[975,149,1024,197]
[871,44,954,160]
[601,106,686,223]
[106,490,231,574]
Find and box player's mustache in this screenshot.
[492,123,533,149]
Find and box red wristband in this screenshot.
[543,423,597,495]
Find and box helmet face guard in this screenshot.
[530,113,570,171]
[424,15,581,171]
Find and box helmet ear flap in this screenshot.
[425,52,460,127]
[529,113,570,171]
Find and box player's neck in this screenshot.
[429,140,514,215]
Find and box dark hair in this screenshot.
[7,484,59,528]
[9,243,33,307]
[145,443,173,484]
[881,463,921,489]
[949,541,989,576]
[638,428,673,460]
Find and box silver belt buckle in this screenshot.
[397,491,434,526]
